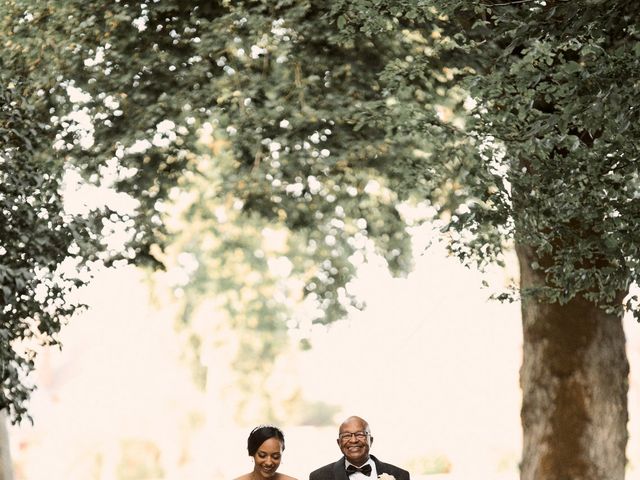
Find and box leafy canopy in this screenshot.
[2,0,640,421]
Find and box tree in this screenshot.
[2,1,639,478]
[1,47,107,478]
[0,69,101,423]
[155,144,323,424]
[394,3,638,478]
[0,0,207,422]
[0,410,11,480]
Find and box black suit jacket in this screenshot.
[309,455,410,480]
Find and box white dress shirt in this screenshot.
[345,458,377,480]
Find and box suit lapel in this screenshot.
[371,455,384,477]
[334,458,350,480]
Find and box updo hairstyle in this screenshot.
[247,425,286,456]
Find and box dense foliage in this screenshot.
[1,80,89,421]
[2,0,639,439]
[438,1,640,313]
[0,68,96,421]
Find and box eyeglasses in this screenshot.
[338,431,369,442]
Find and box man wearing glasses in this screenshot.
[309,416,410,480]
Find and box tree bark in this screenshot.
[0,410,13,480]
[517,244,629,480]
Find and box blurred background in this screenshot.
[7,225,640,480]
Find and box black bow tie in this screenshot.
[346,464,372,476]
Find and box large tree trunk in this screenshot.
[0,410,13,480]
[517,244,629,480]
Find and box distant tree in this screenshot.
[2,2,640,478]
[156,144,312,423]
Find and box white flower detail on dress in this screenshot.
[378,474,395,480]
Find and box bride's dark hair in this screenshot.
[247,425,286,456]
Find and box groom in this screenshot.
[309,416,410,480]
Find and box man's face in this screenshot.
[337,417,373,466]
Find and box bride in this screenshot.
[234,425,298,480]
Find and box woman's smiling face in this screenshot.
[253,437,283,478]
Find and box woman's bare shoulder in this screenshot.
[277,473,299,480]
[233,474,252,480]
